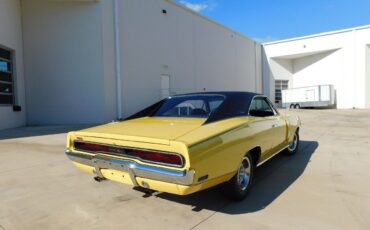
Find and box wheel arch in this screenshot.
[247,146,261,167]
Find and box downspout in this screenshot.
[352,29,357,109]
[254,41,258,93]
[113,0,122,119]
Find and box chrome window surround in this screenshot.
[65,150,195,186]
[73,141,185,168]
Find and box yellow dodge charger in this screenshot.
[66,92,300,200]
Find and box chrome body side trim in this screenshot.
[65,150,195,186]
[257,145,288,167]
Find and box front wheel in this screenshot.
[284,131,300,155]
[222,153,254,201]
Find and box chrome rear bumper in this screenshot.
[65,150,194,186]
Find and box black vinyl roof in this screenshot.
[125,91,261,124]
[173,91,260,99]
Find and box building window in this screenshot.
[275,80,289,105]
[0,47,14,105]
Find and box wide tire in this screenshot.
[284,131,300,155]
[222,153,254,201]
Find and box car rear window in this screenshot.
[153,95,225,118]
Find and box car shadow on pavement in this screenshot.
[155,140,319,214]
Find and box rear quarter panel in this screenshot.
[177,117,271,184]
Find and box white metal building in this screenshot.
[0,0,263,130]
[264,26,370,109]
[2,0,369,131]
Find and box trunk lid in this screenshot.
[74,117,205,145]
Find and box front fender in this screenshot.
[286,115,301,142]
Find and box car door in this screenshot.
[264,98,287,150]
[248,97,278,157]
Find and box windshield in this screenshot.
[153,94,225,118]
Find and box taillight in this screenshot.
[73,141,184,167]
[74,142,110,152]
[125,149,183,167]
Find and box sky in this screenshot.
[176,0,370,42]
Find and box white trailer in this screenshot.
[282,85,335,109]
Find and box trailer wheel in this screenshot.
[294,104,301,109]
[289,104,295,109]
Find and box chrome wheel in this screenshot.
[237,157,252,191]
[222,154,254,200]
[288,133,298,152]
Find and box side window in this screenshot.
[249,98,275,117]
[265,98,279,115]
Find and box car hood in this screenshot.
[75,117,206,145]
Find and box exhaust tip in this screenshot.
[94,176,106,182]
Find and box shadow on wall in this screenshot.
[0,125,93,140]
[155,140,318,214]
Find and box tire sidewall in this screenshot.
[225,153,254,201]
[286,131,300,155]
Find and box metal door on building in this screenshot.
[160,74,171,99]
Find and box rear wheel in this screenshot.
[222,153,254,201]
[289,104,295,109]
[294,104,301,109]
[284,131,299,155]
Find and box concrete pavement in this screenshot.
[0,110,370,230]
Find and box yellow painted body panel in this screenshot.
[67,115,300,195]
[78,117,206,145]
[72,161,233,195]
